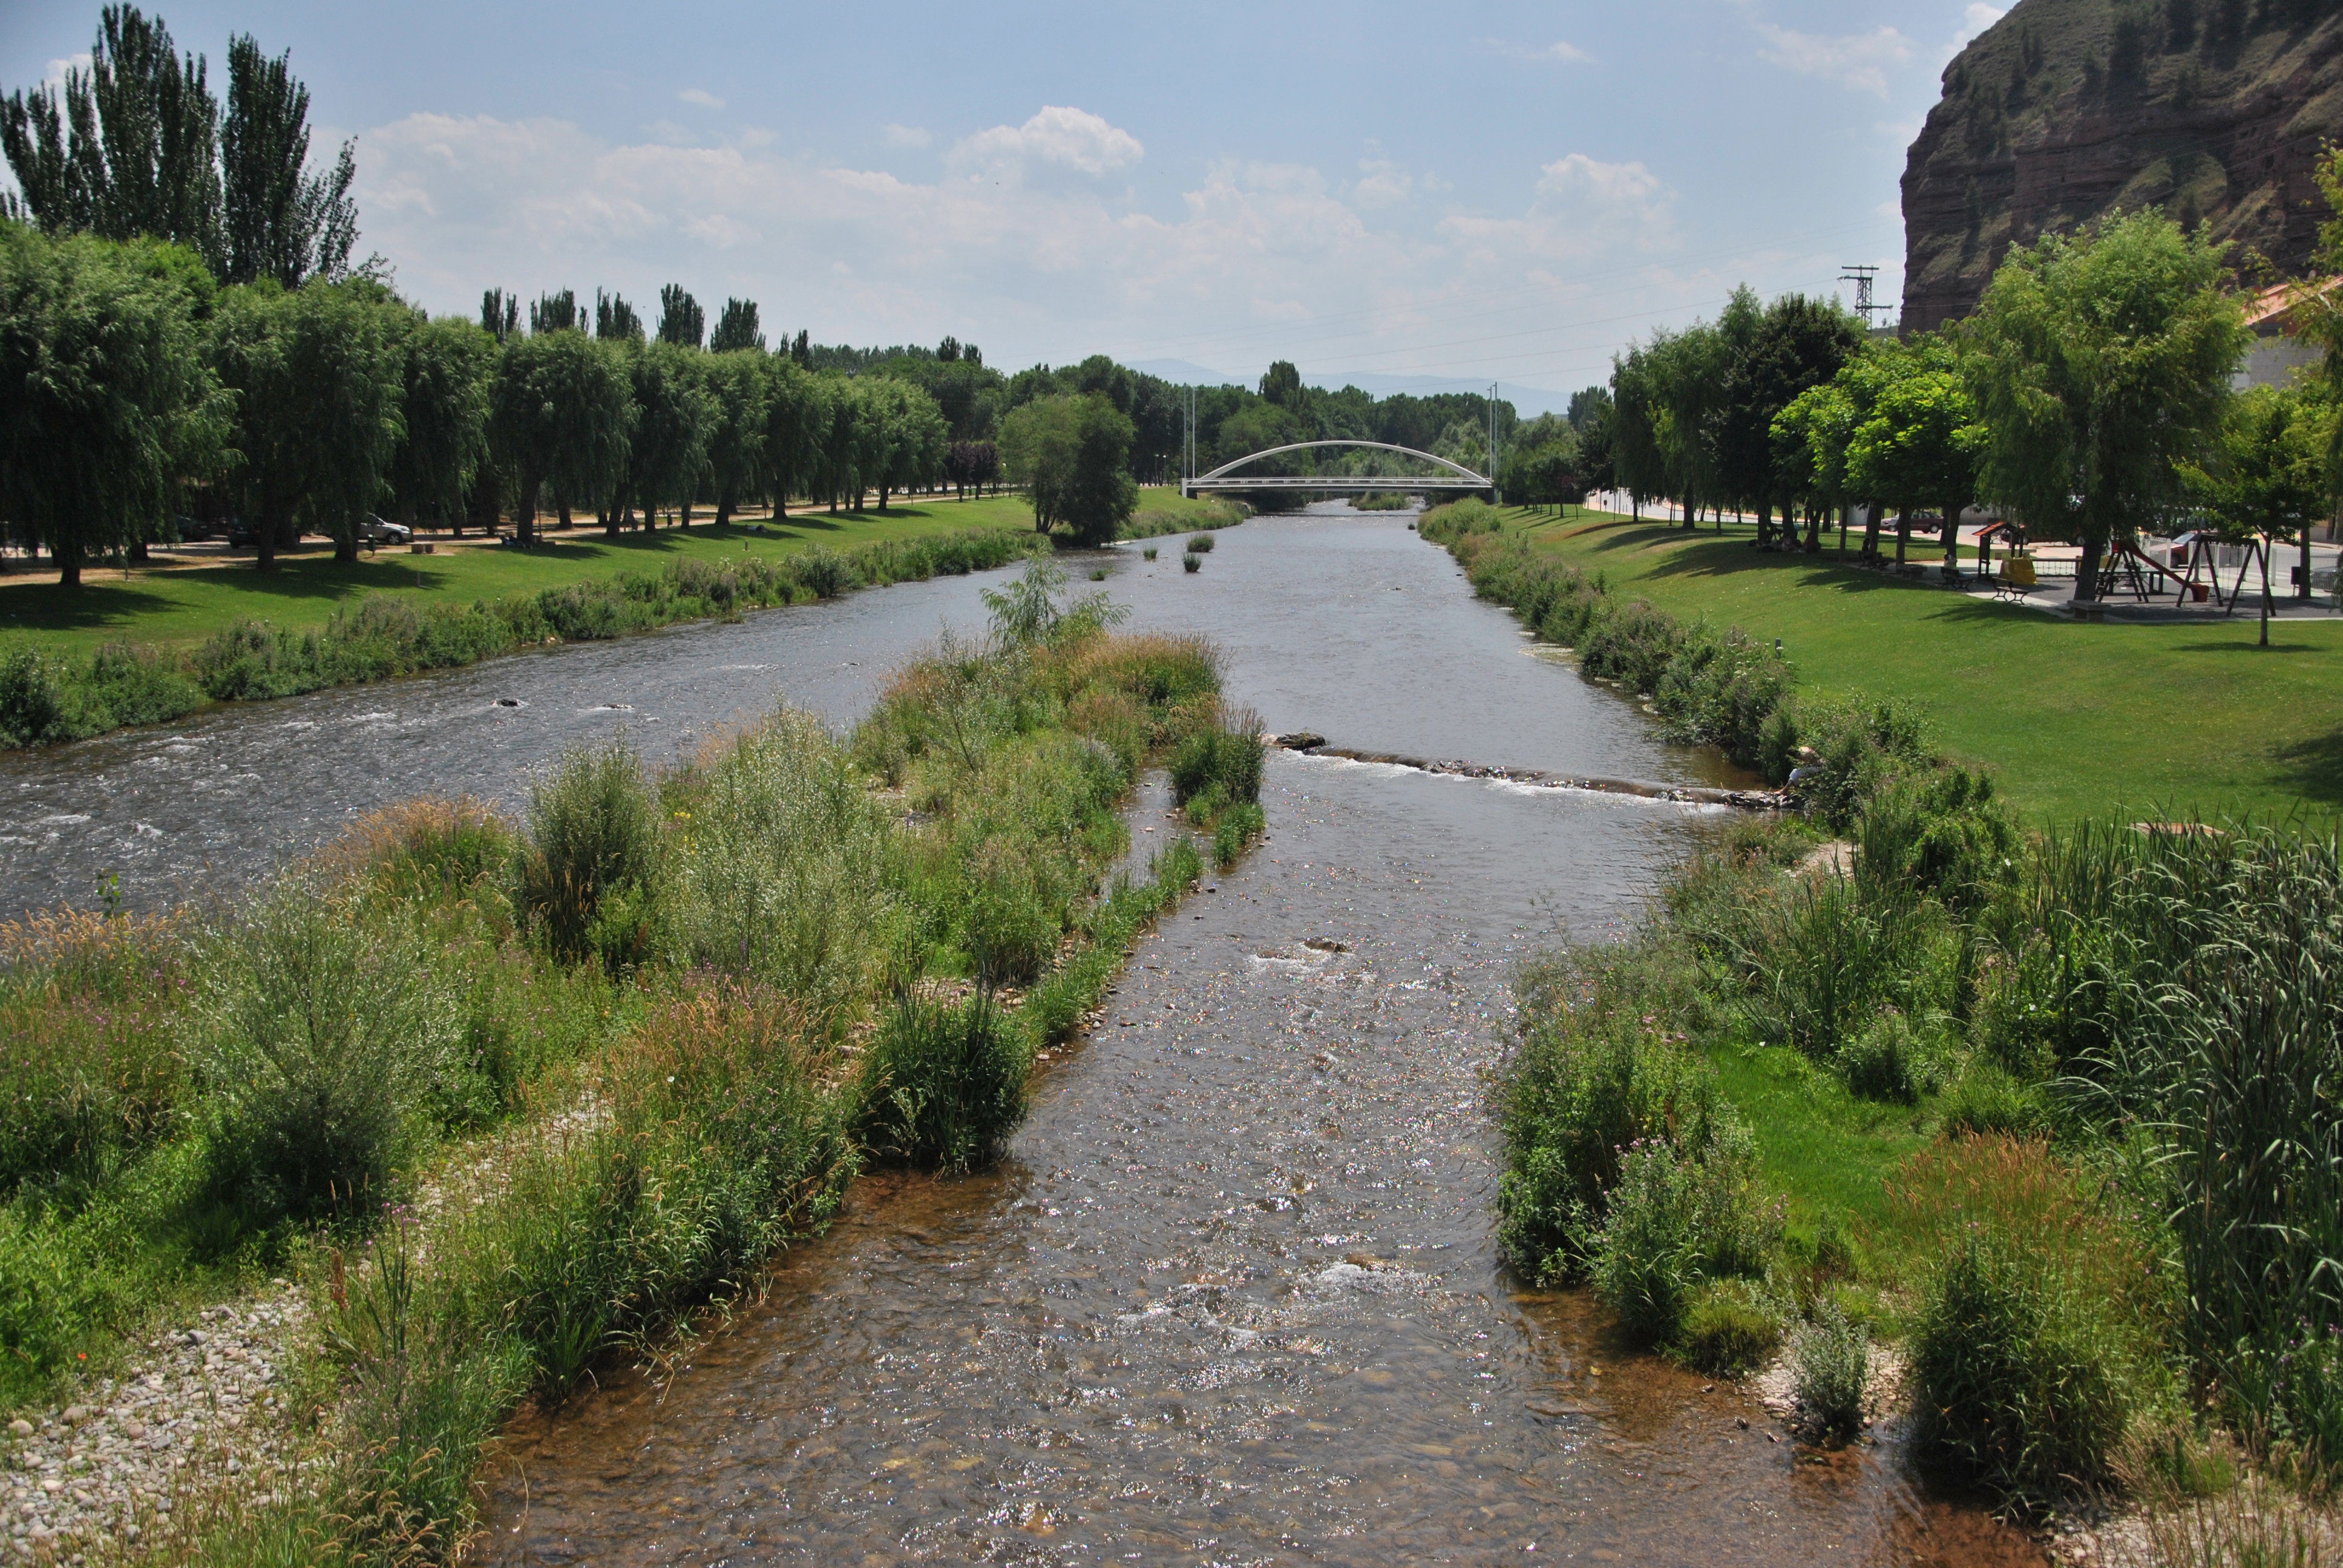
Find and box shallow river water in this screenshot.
[4,507,2040,1563]
[471,509,2034,1567]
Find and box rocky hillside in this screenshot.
[1900,0,2343,332]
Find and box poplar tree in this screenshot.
[529,289,580,335]
[594,288,642,341]
[480,287,519,342]
[2,6,220,256]
[220,33,354,286]
[656,284,704,348]
[709,296,763,353]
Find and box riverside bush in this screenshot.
[0,908,194,1191]
[515,742,661,967]
[1186,532,1214,553]
[0,641,200,744]
[854,993,1027,1176]
[1168,705,1265,812]
[660,710,896,1021]
[1679,1278,1781,1376]
[1498,946,1768,1292]
[1840,1010,1938,1104]
[1181,552,1201,573]
[194,886,466,1221]
[1119,498,1245,541]
[1591,1124,1769,1344]
[1913,1229,2136,1506]
[1794,1298,1870,1437]
[1,527,1044,753]
[2023,822,2343,1460]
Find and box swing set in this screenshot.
[2154,531,2270,613]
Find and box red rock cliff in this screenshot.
[1901,0,2343,333]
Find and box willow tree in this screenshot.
[0,225,224,584]
[699,350,771,527]
[867,377,949,509]
[489,329,632,546]
[1001,392,1135,544]
[209,276,408,564]
[389,313,496,532]
[1964,210,2247,603]
[618,338,711,534]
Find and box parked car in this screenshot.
[358,514,413,546]
[169,513,219,543]
[225,518,262,547]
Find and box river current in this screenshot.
[1,506,2039,1563]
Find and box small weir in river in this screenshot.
[3,506,2040,1564]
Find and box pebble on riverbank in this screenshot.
[3,1289,309,1562]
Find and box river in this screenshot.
[2,505,2039,1563]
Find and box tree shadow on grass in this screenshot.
[0,579,188,635]
[1584,525,2060,623]
[2169,639,2322,655]
[2269,728,2343,806]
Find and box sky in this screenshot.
[1,1,2005,402]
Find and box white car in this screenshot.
[359,515,413,546]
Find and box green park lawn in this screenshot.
[0,491,1219,663]
[1492,506,2342,823]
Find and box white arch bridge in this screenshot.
[1180,440,1491,498]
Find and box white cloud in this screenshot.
[43,53,91,87]
[678,87,726,109]
[1440,154,1677,264]
[1754,24,1913,97]
[1352,158,1414,209]
[1480,38,1593,65]
[949,105,1142,181]
[1953,4,2007,51]
[351,111,1708,382]
[881,123,932,149]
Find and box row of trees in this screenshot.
[1599,209,2332,603]
[0,221,994,582]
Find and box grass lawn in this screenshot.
[0,489,1225,663]
[1487,506,2343,823]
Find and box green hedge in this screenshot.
[0,526,1046,748]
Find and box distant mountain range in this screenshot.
[1125,359,1575,417]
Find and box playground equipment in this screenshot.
[2161,532,2269,613]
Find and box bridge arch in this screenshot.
[1181,439,1489,497]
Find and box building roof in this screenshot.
[2244,275,2343,336]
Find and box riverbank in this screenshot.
[0,566,1264,1563]
[1466,503,2341,822]
[1418,501,2341,1547]
[0,492,1243,754]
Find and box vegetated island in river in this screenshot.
[0,559,1268,1560]
[1416,496,2341,1552]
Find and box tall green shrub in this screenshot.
[515,742,660,966]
